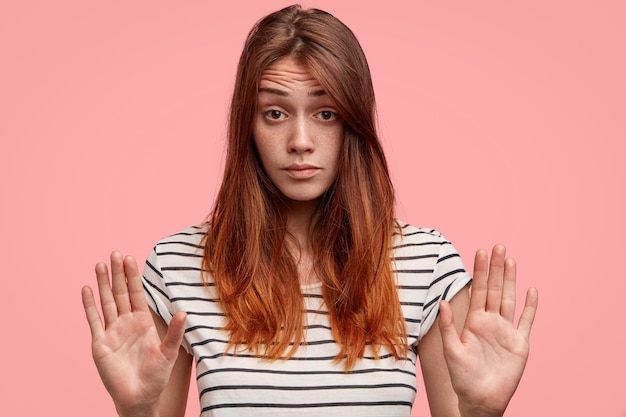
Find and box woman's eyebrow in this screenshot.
[258,87,288,96]
[307,89,327,97]
[258,87,327,97]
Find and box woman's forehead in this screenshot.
[259,57,323,92]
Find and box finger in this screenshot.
[110,251,132,315]
[81,286,105,340]
[161,311,187,362]
[124,255,149,312]
[438,300,462,356]
[95,261,118,326]
[469,249,489,312]
[500,257,517,322]
[518,287,538,339]
[485,244,506,313]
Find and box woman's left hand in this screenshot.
[438,245,538,417]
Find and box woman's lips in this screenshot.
[284,164,320,179]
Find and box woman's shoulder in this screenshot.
[393,219,447,243]
[145,224,208,283]
[153,223,208,252]
[392,219,462,261]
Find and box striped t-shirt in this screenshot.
[142,220,471,416]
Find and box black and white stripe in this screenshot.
[142,221,471,416]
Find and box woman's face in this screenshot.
[252,56,344,207]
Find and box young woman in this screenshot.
[81,5,538,417]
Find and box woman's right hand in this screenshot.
[82,251,186,417]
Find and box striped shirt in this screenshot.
[142,220,471,416]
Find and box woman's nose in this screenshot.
[288,118,314,153]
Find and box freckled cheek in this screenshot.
[324,127,344,164]
[312,122,342,142]
[252,124,279,160]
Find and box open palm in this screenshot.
[439,245,538,416]
[82,252,186,414]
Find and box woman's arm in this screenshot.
[82,251,191,417]
[150,310,193,417]
[419,245,538,417]
[418,286,469,417]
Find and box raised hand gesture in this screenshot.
[81,252,187,417]
[438,245,538,417]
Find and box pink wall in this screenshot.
[1,1,624,415]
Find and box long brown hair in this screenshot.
[202,4,407,370]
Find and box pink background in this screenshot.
[1,1,624,415]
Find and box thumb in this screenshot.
[161,311,187,361]
[438,300,462,354]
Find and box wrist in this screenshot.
[115,401,160,417]
[458,401,504,417]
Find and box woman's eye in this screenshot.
[318,111,336,121]
[266,110,285,120]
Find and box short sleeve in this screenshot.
[419,238,472,337]
[141,246,192,353]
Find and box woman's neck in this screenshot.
[283,198,318,247]
[283,198,320,285]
